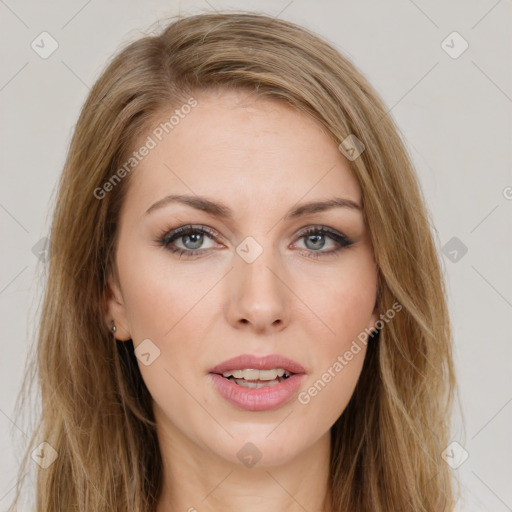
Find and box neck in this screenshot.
[155,419,332,512]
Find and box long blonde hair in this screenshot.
[8,11,459,511]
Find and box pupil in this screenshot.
[184,233,203,250]
[305,234,325,250]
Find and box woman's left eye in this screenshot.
[293,227,354,259]
[157,225,354,259]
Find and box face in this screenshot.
[105,88,379,468]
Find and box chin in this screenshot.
[210,429,314,469]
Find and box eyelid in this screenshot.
[159,224,224,245]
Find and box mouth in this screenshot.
[217,368,295,389]
[208,354,306,410]
[209,353,306,378]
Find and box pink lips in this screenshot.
[209,354,306,375]
[208,353,306,411]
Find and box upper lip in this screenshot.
[209,354,307,375]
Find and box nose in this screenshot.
[225,243,289,334]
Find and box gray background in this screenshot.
[1,1,510,511]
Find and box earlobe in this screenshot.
[103,273,131,341]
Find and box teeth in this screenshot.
[222,368,290,380]
[233,379,281,389]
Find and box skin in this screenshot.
[105,88,379,512]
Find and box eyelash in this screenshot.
[156,224,354,260]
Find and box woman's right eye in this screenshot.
[157,226,220,258]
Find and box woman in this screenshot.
[8,11,459,512]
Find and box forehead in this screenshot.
[123,89,362,219]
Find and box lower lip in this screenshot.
[208,373,305,411]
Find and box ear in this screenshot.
[368,308,379,335]
[367,294,380,336]
[103,271,131,341]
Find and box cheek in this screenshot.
[298,344,368,430]
[293,253,376,418]
[296,267,374,424]
[119,265,174,340]
[298,254,377,345]
[116,246,223,390]
[116,241,216,341]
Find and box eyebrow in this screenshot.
[144,194,362,220]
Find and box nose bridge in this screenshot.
[227,233,289,329]
[235,234,283,295]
